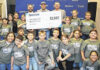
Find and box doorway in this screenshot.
[0,3,2,17]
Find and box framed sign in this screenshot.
[26,11,62,29]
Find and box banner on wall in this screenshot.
[16,0,88,19]
[26,11,62,29]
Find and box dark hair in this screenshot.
[65,16,71,21]
[14,12,19,19]
[27,32,34,39]
[2,18,8,24]
[89,29,98,34]
[53,28,59,32]
[2,18,8,21]
[6,32,15,41]
[8,13,14,21]
[89,51,98,57]
[73,29,81,33]
[16,35,23,41]
[61,34,68,40]
[0,15,2,19]
[8,13,13,17]
[18,27,24,32]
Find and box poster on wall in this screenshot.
[16,0,88,19]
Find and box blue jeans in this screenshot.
[0,63,11,70]
[13,64,26,70]
[29,57,38,70]
[80,67,85,70]
[38,63,45,70]
[73,62,83,68]
[46,30,50,40]
[45,58,55,70]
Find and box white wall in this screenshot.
[0,0,7,18]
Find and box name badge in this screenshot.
[3,48,12,53]
[51,44,58,49]
[83,22,90,26]
[62,49,69,55]
[28,46,34,52]
[14,52,24,58]
[71,22,78,26]
[87,45,97,51]
[64,28,70,32]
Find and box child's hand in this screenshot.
[60,58,64,61]
[11,66,13,70]
[57,57,64,61]
[38,61,42,64]
[57,57,59,62]
[58,57,64,61]
[57,56,61,62]
[82,57,86,61]
[51,60,55,65]
[26,64,29,70]
[62,32,64,35]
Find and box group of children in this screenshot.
[0,2,100,70]
[0,28,100,70]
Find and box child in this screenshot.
[0,18,11,40]
[81,51,100,70]
[0,32,15,70]
[81,29,100,61]
[27,29,36,39]
[17,27,26,40]
[61,17,74,39]
[57,34,74,70]
[25,32,38,70]
[71,10,81,30]
[36,30,54,70]
[14,12,20,23]
[8,14,13,32]
[17,14,27,35]
[70,30,84,69]
[37,2,50,40]
[53,2,66,23]
[11,35,29,70]
[81,11,96,40]
[8,14,17,34]
[48,29,63,70]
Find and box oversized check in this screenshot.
[26,11,62,29]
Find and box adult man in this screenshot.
[53,2,66,22]
[27,4,34,13]
[27,4,37,38]
[37,1,50,40]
